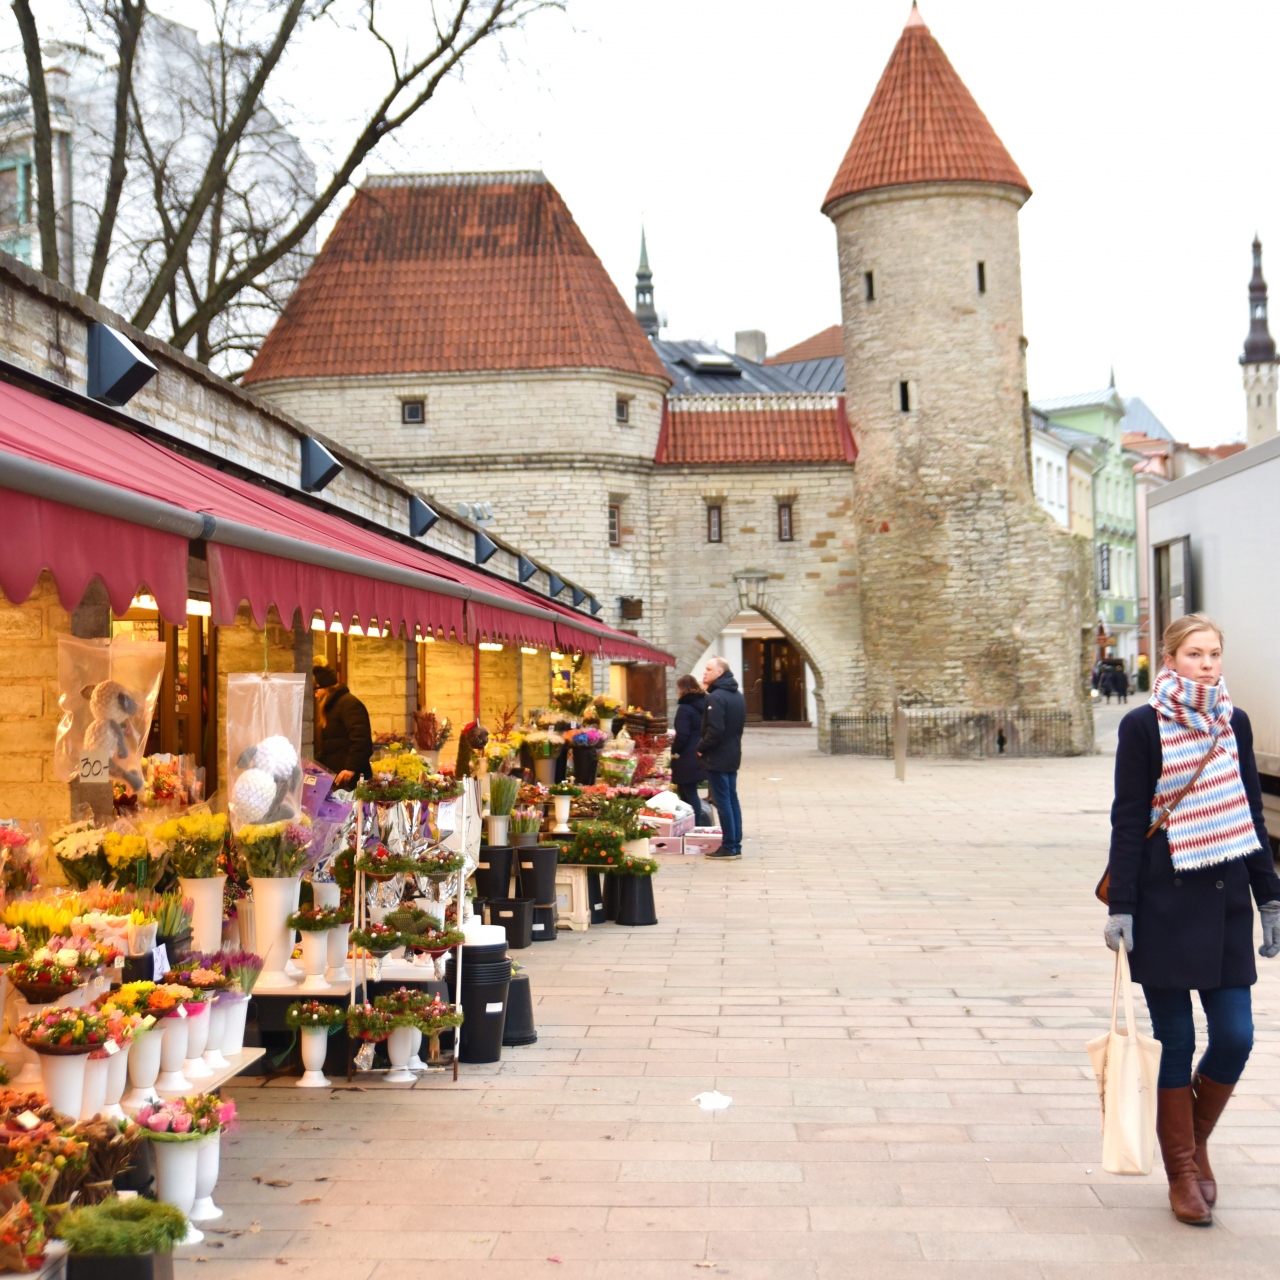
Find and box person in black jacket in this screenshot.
[670,675,709,826]
[698,658,746,859]
[1105,613,1280,1226]
[312,665,373,787]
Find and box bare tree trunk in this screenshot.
[86,0,146,300]
[11,0,58,280]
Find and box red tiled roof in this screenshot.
[654,398,856,465]
[823,8,1029,211]
[244,172,668,386]
[765,325,844,365]
[1198,443,1246,461]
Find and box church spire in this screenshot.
[634,227,659,338]
[1242,236,1277,364]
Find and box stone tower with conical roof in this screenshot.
[1241,237,1278,448]
[634,228,659,338]
[823,4,1093,750]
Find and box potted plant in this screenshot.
[508,807,543,848]
[56,1195,188,1280]
[17,1005,111,1117]
[486,772,520,846]
[349,922,405,957]
[601,795,652,858]
[522,729,564,787]
[285,999,344,1088]
[284,906,338,993]
[236,820,313,991]
[548,782,580,833]
[152,811,228,955]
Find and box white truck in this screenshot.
[1147,434,1280,852]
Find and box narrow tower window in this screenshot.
[977,261,986,294]
[608,505,620,546]
[899,381,911,413]
[707,504,722,543]
[777,503,794,542]
[864,271,875,302]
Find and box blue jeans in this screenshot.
[705,770,742,853]
[1143,985,1254,1089]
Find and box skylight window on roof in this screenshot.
[683,350,740,374]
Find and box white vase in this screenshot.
[385,1025,415,1083]
[103,1040,131,1119]
[298,1026,330,1088]
[11,997,46,1088]
[235,898,256,954]
[38,1050,88,1118]
[311,882,341,910]
[80,1053,110,1120]
[202,999,228,1070]
[553,794,572,832]
[220,993,250,1057]
[534,756,556,787]
[250,876,301,991]
[407,1026,425,1071]
[326,923,351,984]
[298,931,331,992]
[180,875,227,956]
[151,1138,203,1245]
[183,1004,212,1079]
[486,815,509,846]
[622,837,651,858]
[190,1133,223,1222]
[123,1025,162,1109]
[156,1013,191,1093]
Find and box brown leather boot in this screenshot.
[1192,1073,1235,1207]
[1157,1087,1213,1225]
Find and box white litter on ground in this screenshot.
[692,1091,733,1111]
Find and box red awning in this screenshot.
[0,378,672,664]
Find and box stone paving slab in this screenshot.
[179,714,1280,1277]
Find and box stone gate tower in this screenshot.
[823,4,1093,750]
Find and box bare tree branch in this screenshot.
[11,0,57,278]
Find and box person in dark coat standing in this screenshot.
[1105,613,1280,1226]
[313,665,374,787]
[670,675,709,826]
[698,658,747,860]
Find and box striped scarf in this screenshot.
[1149,667,1259,871]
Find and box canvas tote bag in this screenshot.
[1086,946,1162,1174]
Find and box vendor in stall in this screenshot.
[312,664,374,787]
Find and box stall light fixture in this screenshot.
[409,495,439,537]
[300,436,343,493]
[478,641,504,652]
[88,323,157,406]
[571,586,586,607]
[129,594,212,617]
[550,652,565,661]
[517,556,537,583]
[415,634,437,644]
[589,597,602,615]
[474,530,499,565]
[309,616,385,637]
[521,646,539,655]
[547,574,564,598]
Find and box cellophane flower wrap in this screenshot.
[0,924,25,963]
[50,821,108,889]
[152,810,228,879]
[237,819,313,878]
[135,1094,236,1142]
[0,825,39,896]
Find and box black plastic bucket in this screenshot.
[616,875,658,926]
[587,870,607,924]
[511,831,539,847]
[571,745,599,785]
[519,845,560,906]
[445,956,512,1064]
[531,903,558,941]
[458,940,508,964]
[487,898,534,949]
[603,872,619,921]
[473,846,514,900]
[502,972,537,1046]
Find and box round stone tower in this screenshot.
[824,4,1093,748]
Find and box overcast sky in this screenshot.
[25,1,1280,446]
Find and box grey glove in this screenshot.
[1259,902,1280,959]
[1104,913,1134,953]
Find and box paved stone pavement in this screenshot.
[186,711,1280,1279]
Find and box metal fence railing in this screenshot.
[829,708,1079,759]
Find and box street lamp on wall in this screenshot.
[733,569,770,612]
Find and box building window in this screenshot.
[777,502,794,542]
[401,399,424,425]
[608,504,620,546]
[1098,542,1111,592]
[1034,457,1043,498]
[898,381,910,413]
[977,261,986,294]
[616,397,630,424]
[707,504,722,543]
[864,271,875,302]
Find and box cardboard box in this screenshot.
[682,829,723,856]
[649,836,684,855]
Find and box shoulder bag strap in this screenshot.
[1144,735,1220,840]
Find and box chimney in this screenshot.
[735,330,767,364]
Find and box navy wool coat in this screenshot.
[1107,704,1280,990]
[670,693,708,787]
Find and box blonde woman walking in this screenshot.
[1104,613,1280,1225]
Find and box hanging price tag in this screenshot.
[176,1004,188,1019]
[15,1111,40,1131]
[151,944,170,980]
[436,800,457,835]
[103,1040,120,1056]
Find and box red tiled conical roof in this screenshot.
[765,325,844,365]
[244,172,668,386]
[823,6,1029,211]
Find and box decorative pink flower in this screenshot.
[145,1114,171,1133]
[134,1104,153,1125]
[216,1101,237,1125]
[171,1112,193,1134]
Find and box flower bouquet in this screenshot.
[0,925,26,964]
[17,1007,109,1055]
[348,923,404,956]
[162,964,231,994]
[372,987,432,1027]
[523,729,564,758]
[353,776,422,803]
[219,950,264,995]
[420,774,464,804]
[285,999,346,1030]
[566,727,607,749]
[100,980,157,1018]
[346,1002,394,1042]
[2,900,76,947]
[592,695,620,722]
[382,908,464,956]
[0,1196,50,1271]
[134,1094,236,1141]
[549,782,582,797]
[236,820,313,878]
[102,831,162,891]
[144,984,193,1017]
[50,821,109,890]
[517,781,548,805]
[0,826,39,895]
[286,905,351,932]
[151,810,228,879]
[42,934,121,972]
[509,807,543,837]
[7,949,86,1003]
[551,689,593,718]
[412,708,452,753]
[487,773,521,818]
